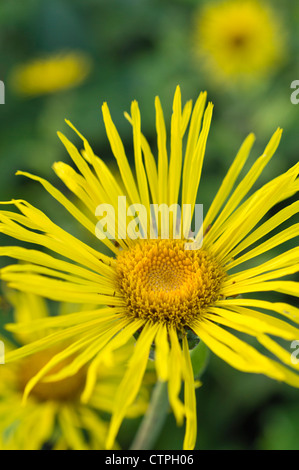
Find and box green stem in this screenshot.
[130,340,208,450]
[130,380,169,450]
[190,340,209,379]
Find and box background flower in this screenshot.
[9,51,92,97]
[193,0,285,85]
[0,292,152,450]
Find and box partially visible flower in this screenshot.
[9,51,92,97]
[0,292,151,450]
[193,0,285,83]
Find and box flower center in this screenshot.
[18,347,86,402]
[116,239,225,330]
[229,33,248,49]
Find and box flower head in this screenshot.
[116,238,225,329]
[0,292,151,450]
[1,86,299,450]
[193,0,285,83]
[9,51,92,97]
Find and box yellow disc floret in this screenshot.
[116,239,225,330]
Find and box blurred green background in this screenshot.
[0,0,298,450]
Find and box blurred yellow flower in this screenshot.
[10,51,92,97]
[194,0,285,83]
[0,292,151,450]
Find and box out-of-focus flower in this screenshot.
[9,51,92,97]
[0,292,152,450]
[193,0,285,84]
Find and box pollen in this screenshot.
[18,347,86,402]
[116,239,225,330]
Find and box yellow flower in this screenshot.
[0,292,151,450]
[9,51,92,97]
[0,86,299,450]
[193,0,285,83]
